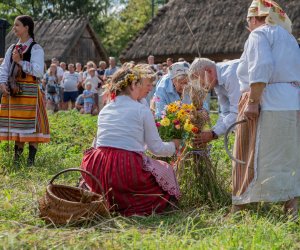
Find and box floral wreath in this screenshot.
[105,69,140,101]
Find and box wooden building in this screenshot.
[5,17,108,65]
[120,0,300,63]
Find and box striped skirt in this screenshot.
[232,92,258,199]
[81,147,180,216]
[0,75,50,143]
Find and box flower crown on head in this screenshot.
[104,68,140,101]
[115,71,139,89]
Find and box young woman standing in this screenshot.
[0,15,49,166]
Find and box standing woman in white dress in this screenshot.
[0,15,49,166]
[232,0,300,217]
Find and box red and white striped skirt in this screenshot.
[81,147,180,216]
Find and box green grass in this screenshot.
[0,111,299,249]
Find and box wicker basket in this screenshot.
[38,168,110,225]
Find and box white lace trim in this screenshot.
[141,155,181,200]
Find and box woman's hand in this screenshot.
[172,139,181,150]
[0,83,9,96]
[245,82,265,120]
[244,103,260,120]
[12,49,22,64]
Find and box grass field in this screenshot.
[0,110,299,249]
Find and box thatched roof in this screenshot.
[120,0,300,63]
[5,17,108,63]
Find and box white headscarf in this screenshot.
[168,62,190,79]
[247,0,292,33]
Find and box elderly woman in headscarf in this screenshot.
[232,0,300,217]
[154,62,210,118]
[81,65,181,216]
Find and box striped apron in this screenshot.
[0,74,50,143]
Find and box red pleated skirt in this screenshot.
[81,147,173,216]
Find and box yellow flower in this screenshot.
[181,104,190,110]
[184,119,194,132]
[160,118,171,127]
[167,103,179,113]
[182,103,195,111]
[177,109,188,121]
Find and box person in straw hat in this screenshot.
[80,65,181,216]
[232,0,300,218]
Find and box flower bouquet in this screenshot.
[155,85,229,207]
[155,101,198,142]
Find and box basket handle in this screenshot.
[49,168,105,196]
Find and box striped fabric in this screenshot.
[0,75,50,143]
[81,147,175,216]
[232,92,258,197]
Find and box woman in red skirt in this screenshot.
[81,66,181,216]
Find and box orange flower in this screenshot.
[192,127,200,134]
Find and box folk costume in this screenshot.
[233,0,300,204]
[0,38,49,160]
[81,95,180,216]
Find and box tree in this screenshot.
[101,0,158,57]
[0,0,112,28]
[0,0,168,58]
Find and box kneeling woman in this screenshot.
[81,67,181,216]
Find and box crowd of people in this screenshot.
[36,54,190,116]
[1,0,300,218]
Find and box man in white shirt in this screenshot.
[189,58,241,144]
[61,63,80,110]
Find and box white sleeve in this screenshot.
[213,81,240,136]
[247,30,274,85]
[0,45,14,84]
[78,72,83,82]
[19,44,44,78]
[143,107,175,157]
[57,67,64,78]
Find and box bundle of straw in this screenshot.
[176,83,229,207]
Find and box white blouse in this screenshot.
[0,38,44,84]
[237,25,300,111]
[96,95,175,156]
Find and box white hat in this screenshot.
[168,62,190,79]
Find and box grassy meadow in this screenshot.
[0,110,299,249]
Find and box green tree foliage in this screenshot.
[101,0,157,57]
[0,0,111,30]
[0,0,168,58]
